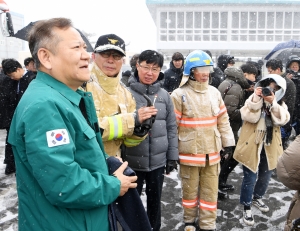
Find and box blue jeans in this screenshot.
[240,148,273,206]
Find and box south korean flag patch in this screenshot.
[46,129,70,147]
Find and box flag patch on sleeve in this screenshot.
[46,129,70,147]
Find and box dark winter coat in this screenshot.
[217,55,232,73]
[107,156,152,231]
[210,67,224,89]
[218,67,250,142]
[281,74,296,135]
[283,58,300,125]
[0,73,11,129]
[163,61,183,93]
[0,70,35,128]
[277,135,300,231]
[122,75,179,172]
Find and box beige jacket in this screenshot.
[171,79,235,167]
[277,135,300,231]
[85,63,138,157]
[233,93,290,173]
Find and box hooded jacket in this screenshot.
[218,67,250,141]
[85,63,144,157]
[163,60,183,93]
[171,79,235,167]
[233,74,290,173]
[277,135,300,231]
[217,55,234,73]
[122,73,179,171]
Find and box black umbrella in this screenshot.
[267,48,300,67]
[264,39,300,60]
[13,21,94,52]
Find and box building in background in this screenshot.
[0,11,24,64]
[146,0,300,62]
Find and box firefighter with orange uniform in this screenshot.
[171,50,235,231]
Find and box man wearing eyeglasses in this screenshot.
[85,34,157,158]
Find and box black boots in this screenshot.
[219,182,235,191]
[5,162,16,175]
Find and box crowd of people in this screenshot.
[0,17,299,231]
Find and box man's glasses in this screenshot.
[99,51,123,60]
[138,64,161,74]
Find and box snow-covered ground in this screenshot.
[0,129,294,231]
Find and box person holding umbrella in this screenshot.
[266,59,296,149]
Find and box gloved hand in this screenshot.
[165,160,178,174]
[221,147,233,160]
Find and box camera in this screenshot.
[261,86,274,96]
[286,68,300,79]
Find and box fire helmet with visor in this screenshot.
[183,50,214,76]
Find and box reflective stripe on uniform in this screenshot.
[124,138,142,147]
[108,115,123,140]
[182,198,198,208]
[178,116,217,128]
[218,104,227,117]
[199,199,217,211]
[174,109,182,119]
[179,152,220,165]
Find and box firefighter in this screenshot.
[171,50,235,231]
[85,34,157,157]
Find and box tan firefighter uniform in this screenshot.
[85,62,145,157]
[171,79,235,230]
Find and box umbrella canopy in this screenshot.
[13,21,94,52]
[267,48,300,67]
[264,39,300,60]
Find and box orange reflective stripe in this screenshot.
[179,154,206,165]
[179,116,217,128]
[218,104,227,117]
[179,152,220,165]
[199,200,217,211]
[174,109,182,119]
[182,198,198,208]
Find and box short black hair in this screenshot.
[2,59,22,75]
[138,50,164,68]
[24,57,34,66]
[130,54,140,68]
[240,63,258,76]
[172,52,184,61]
[266,59,283,72]
[203,50,212,58]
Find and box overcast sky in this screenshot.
[5,0,157,52]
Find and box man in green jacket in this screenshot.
[8,17,137,231]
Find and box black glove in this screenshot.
[165,160,178,174]
[221,147,233,160]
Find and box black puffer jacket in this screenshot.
[218,67,250,142]
[122,74,179,172]
[163,61,183,93]
[217,54,232,73]
[210,67,224,88]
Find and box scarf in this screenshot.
[255,103,273,145]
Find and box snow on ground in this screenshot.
[0,129,294,231]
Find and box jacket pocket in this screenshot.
[214,128,222,151]
[83,126,96,139]
[178,131,196,154]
